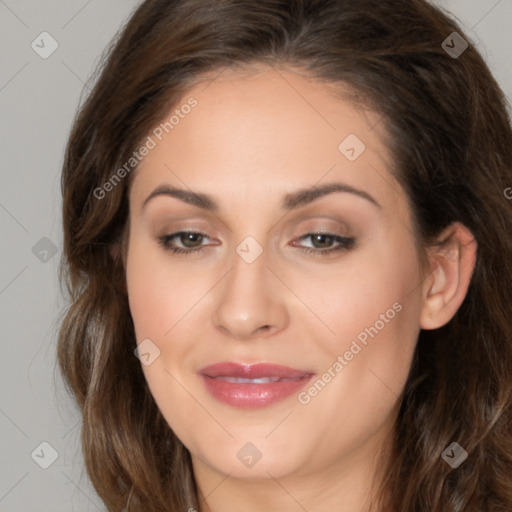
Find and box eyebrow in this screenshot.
[142,181,381,212]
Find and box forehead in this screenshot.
[129,64,402,217]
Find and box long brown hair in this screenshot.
[57,0,512,510]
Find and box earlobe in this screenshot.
[419,222,477,330]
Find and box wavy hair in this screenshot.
[57,0,512,510]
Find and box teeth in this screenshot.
[214,376,301,383]
[219,377,281,384]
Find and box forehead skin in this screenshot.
[129,64,412,237]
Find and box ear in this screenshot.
[419,222,477,330]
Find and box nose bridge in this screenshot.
[231,235,268,294]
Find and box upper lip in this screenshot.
[199,362,313,379]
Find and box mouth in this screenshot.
[198,362,315,408]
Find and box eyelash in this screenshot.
[157,231,355,257]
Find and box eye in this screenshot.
[292,232,356,257]
[158,230,355,257]
[158,231,211,256]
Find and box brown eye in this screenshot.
[177,232,205,248]
[310,233,335,249]
[293,232,356,256]
[158,231,210,255]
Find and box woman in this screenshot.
[57,0,512,510]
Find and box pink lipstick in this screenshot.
[198,362,314,408]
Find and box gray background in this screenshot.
[1,1,511,510]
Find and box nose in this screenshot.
[211,244,289,341]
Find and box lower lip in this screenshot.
[200,374,314,408]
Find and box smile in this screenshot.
[198,362,315,408]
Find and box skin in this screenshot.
[122,64,477,512]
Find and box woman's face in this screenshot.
[125,65,427,482]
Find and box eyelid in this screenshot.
[289,218,352,237]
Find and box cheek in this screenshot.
[126,261,169,340]
[125,235,200,339]
[299,290,419,469]
[125,240,207,446]
[313,232,422,394]
[318,237,420,342]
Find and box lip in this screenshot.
[198,362,315,408]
